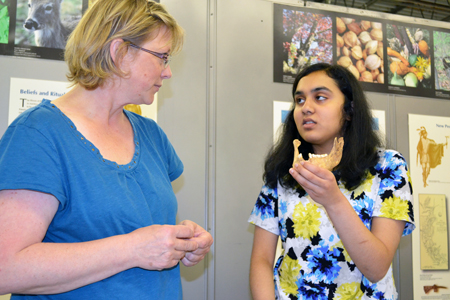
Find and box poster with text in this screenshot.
[9,77,158,125]
[9,77,72,124]
[371,109,386,142]
[409,113,450,299]
[272,100,293,261]
[273,100,292,142]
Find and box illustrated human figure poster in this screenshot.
[409,114,450,299]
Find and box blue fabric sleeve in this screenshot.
[372,150,415,236]
[248,185,279,235]
[0,123,67,204]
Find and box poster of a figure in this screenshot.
[416,126,448,188]
[409,114,450,299]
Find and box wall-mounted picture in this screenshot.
[419,194,448,271]
[0,0,10,44]
[386,24,432,89]
[434,30,450,92]
[274,5,333,83]
[336,17,383,84]
[0,0,88,60]
[15,0,82,49]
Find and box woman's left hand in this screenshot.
[178,220,213,267]
[289,161,344,208]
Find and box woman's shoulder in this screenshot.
[375,148,409,168]
[9,99,62,131]
[124,110,159,130]
[124,110,171,146]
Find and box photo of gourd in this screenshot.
[336,17,383,83]
[386,24,432,89]
[433,31,450,91]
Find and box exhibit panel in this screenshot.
[214,0,284,297]
[158,1,211,299]
[395,95,450,300]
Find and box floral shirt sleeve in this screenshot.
[248,185,279,235]
[372,149,415,236]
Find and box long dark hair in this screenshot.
[264,63,382,190]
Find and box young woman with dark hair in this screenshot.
[249,63,415,300]
[265,63,381,191]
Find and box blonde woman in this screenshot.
[0,1,212,299]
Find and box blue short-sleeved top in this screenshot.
[249,149,415,300]
[0,100,184,300]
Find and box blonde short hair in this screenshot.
[65,0,184,90]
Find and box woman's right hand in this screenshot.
[129,224,200,271]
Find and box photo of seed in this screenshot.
[336,17,383,83]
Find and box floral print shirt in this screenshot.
[248,149,415,300]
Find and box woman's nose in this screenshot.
[302,98,314,115]
[162,65,172,79]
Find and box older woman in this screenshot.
[0,1,212,299]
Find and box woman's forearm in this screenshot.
[250,257,276,300]
[250,226,278,300]
[1,234,135,294]
[325,196,404,282]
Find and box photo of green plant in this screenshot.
[0,0,9,44]
[434,31,450,91]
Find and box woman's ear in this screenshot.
[110,38,124,65]
[345,101,353,121]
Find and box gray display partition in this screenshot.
[157,0,211,299]
[1,0,450,299]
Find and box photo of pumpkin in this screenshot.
[386,24,432,89]
[335,17,384,84]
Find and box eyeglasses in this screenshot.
[128,42,171,68]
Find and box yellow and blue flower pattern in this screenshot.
[249,150,415,300]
